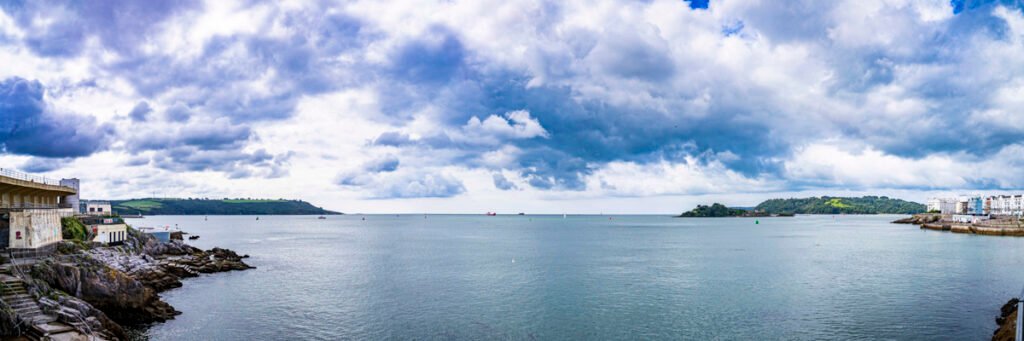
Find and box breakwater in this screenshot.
[893,213,1024,236]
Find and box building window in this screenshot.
[89,207,95,212]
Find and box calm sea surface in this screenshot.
[123,214,1024,340]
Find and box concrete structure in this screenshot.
[0,168,77,209]
[952,214,989,224]
[83,201,112,216]
[59,178,80,213]
[0,169,78,250]
[89,223,128,245]
[6,209,70,249]
[146,230,170,243]
[926,198,957,214]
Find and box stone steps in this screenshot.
[0,276,68,340]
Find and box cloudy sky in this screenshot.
[1,0,1023,213]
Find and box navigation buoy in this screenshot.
[755,220,759,224]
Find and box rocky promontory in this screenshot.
[891,213,941,225]
[0,228,253,340]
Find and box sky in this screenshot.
[2,0,1024,214]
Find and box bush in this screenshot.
[60,217,89,241]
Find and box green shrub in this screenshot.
[60,217,89,241]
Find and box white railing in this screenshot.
[1017,285,1024,341]
[0,168,61,186]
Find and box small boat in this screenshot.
[517,212,525,216]
[188,235,200,240]
[318,216,326,220]
[486,212,497,216]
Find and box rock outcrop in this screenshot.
[892,213,941,225]
[993,298,1019,341]
[2,228,253,340]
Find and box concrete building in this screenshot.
[59,178,80,213]
[83,201,112,216]
[926,198,957,214]
[85,217,128,245]
[0,168,77,250]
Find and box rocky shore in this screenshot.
[0,228,253,340]
[993,298,1019,341]
[891,213,941,225]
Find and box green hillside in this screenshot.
[110,198,341,215]
[754,196,925,215]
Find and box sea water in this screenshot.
[126,214,1024,340]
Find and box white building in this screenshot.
[988,195,1024,216]
[926,198,957,214]
[84,201,112,216]
[89,222,128,245]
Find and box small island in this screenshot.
[677,203,787,217]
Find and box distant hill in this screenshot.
[754,196,925,215]
[108,198,341,215]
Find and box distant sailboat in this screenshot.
[562,213,567,219]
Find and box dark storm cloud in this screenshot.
[0,77,112,157]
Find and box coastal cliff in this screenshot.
[0,229,253,340]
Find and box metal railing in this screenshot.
[0,168,62,186]
[0,203,63,209]
[1017,285,1023,341]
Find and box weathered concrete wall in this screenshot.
[8,209,70,248]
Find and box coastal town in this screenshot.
[890,195,1024,237]
[927,195,1024,217]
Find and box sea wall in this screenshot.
[897,214,1024,237]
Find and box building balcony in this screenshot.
[0,203,64,209]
